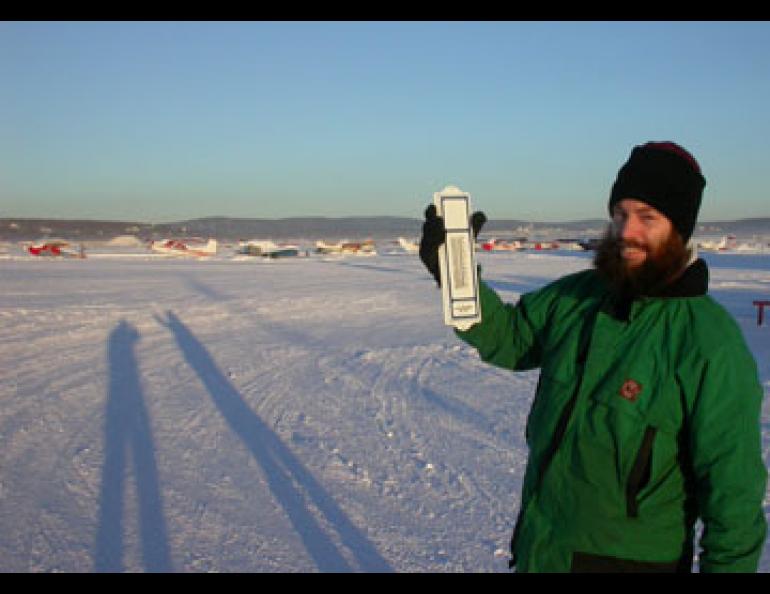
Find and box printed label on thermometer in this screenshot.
[434,186,481,330]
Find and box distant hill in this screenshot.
[0,216,425,242]
[693,218,770,236]
[1,215,769,242]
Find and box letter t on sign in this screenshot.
[753,300,770,326]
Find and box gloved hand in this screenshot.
[419,205,487,286]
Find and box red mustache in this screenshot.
[619,240,648,251]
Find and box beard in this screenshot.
[593,224,692,299]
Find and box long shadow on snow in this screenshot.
[157,310,393,573]
[326,260,416,276]
[171,275,333,349]
[182,274,233,302]
[94,320,172,573]
[418,383,497,436]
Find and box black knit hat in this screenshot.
[608,142,707,242]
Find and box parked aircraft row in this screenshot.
[21,237,384,259]
[18,233,770,259]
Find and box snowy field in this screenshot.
[1,248,769,572]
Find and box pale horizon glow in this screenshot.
[2,21,770,224]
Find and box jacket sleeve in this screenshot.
[454,278,547,372]
[685,341,768,572]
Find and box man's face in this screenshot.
[610,198,674,269]
[594,198,690,298]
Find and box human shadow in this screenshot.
[180,273,233,302]
[156,310,393,573]
[94,320,172,572]
[418,383,495,436]
[328,260,414,276]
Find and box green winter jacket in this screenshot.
[456,260,767,572]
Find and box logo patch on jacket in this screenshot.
[619,379,643,402]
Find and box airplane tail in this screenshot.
[201,238,218,254]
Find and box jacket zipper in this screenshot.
[534,336,590,490]
[535,385,580,491]
[626,426,657,518]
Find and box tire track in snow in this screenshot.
[316,342,527,570]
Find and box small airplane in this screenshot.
[698,235,737,252]
[315,239,376,255]
[27,240,86,258]
[398,237,419,253]
[149,237,217,257]
[523,240,559,251]
[577,238,601,251]
[236,240,300,258]
[480,238,522,252]
[315,240,345,254]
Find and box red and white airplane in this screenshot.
[149,237,218,257]
[27,240,86,258]
[480,238,522,252]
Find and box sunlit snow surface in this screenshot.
[1,249,768,572]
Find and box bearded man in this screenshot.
[419,141,767,572]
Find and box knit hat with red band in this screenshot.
[608,142,707,242]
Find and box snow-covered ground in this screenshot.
[1,249,768,572]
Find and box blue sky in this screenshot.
[2,21,769,223]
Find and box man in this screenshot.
[419,142,767,572]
